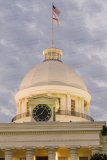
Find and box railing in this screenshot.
[12,110,94,122]
[56,110,94,122]
[12,112,31,122]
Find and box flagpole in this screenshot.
[52,2,53,47]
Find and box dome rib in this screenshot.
[30,64,40,86]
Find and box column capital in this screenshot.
[81,97,85,100]
[19,99,22,102]
[67,92,71,96]
[87,103,90,107]
[45,146,58,160]
[45,146,58,152]
[47,91,52,96]
[1,147,15,159]
[67,146,80,160]
[23,147,36,160]
[23,146,36,151]
[1,147,15,152]
[89,145,102,155]
[67,145,81,152]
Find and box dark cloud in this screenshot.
[0,0,107,123]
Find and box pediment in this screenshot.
[28,94,57,101]
[27,94,58,105]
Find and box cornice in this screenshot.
[0,121,105,132]
[15,85,91,103]
[0,139,100,143]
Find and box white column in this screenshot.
[45,146,58,160]
[89,145,102,155]
[16,103,19,115]
[67,93,71,115]
[2,147,15,160]
[19,99,22,115]
[67,146,80,160]
[87,103,90,116]
[29,105,34,122]
[23,147,36,160]
[78,97,81,113]
[81,98,84,114]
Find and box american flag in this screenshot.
[53,5,61,16]
[53,13,60,26]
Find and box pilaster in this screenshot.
[67,146,80,160]
[45,146,58,160]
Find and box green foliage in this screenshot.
[90,153,107,160]
[101,126,107,136]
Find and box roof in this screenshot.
[19,60,88,92]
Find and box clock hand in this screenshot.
[37,108,46,116]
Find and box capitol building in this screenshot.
[0,46,106,160]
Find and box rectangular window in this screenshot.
[20,158,26,160]
[79,157,88,160]
[56,98,61,114]
[58,157,68,160]
[71,99,75,116]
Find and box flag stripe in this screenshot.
[53,13,60,26]
[53,5,61,16]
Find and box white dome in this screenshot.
[20,61,88,92]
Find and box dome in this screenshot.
[19,60,88,92]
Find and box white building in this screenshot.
[0,46,106,160]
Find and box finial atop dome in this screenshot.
[43,46,63,62]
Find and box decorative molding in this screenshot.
[0,131,101,135]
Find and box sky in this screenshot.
[0,0,107,123]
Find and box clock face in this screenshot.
[32,104,52,122]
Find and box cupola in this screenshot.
[43,47,63,62]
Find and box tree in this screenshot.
[90,153,107,160]
[101,125,107,136]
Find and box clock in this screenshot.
[32,104,52,122]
